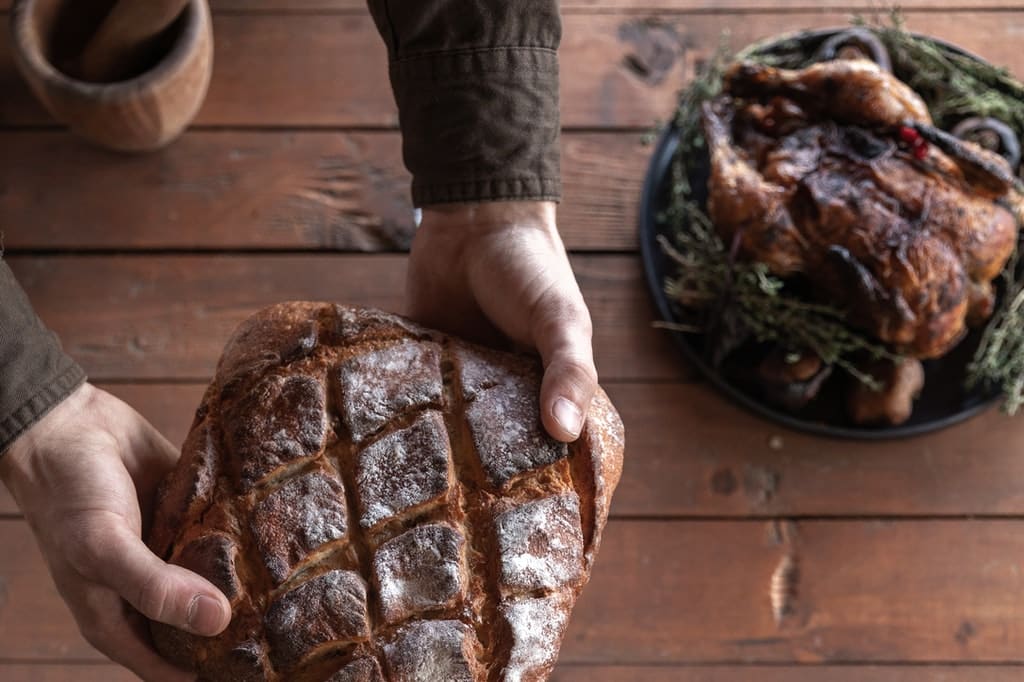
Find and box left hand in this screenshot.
[0,383,231,681]
[405,200,598,442]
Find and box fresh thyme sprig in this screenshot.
[968,284,1024,414]
[659,203,897,388]
[871,11,1024,132]
[968,243,1024,414]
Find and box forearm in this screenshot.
[366,0,562,205]
[0,261,86,454]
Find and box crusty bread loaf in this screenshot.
[146,303,624,682]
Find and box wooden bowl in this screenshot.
[9,0,213,152]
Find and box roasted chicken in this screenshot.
[704,59,1020,360]
[724,59,933,129]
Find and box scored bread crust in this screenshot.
[146,302,624,682]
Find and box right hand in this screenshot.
[407,201,599,443]
[0,383,231,681]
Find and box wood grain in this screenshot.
[550,666,1024,682]
[558,0,1024,7]
[570,520,1024,663]
[75,0,194,84]
[4,1,1022,12]
[5,254,685,382]
[607,383,1024,518]
[0,666,139,682]
[4,519,1024,663]
[4,13,1024,128]
[5,382,1024,519]
[0,131,648,252]
[0,663,1019,682]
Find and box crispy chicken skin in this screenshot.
[703,100,808,276]
[703,60,1019,359]
[724,59,933,128]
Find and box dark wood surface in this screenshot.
[0,131,648,252]
[4,1,1024,680]
[6,518,1024,662]
[4,665,1023,682]
[7,12,1024,128]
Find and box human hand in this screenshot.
[0,383,231,681]
[406,200,598,442]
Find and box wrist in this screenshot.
[420,201,556,233]
[0,383,93,493]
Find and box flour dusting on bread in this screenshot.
[147,303,624,682]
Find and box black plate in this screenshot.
[639,28,1005,440]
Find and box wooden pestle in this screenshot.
[78,0,192,82]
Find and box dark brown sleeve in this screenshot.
[366,0,561,206]
[0,262,86,455]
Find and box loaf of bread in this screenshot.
[146,303,624,682]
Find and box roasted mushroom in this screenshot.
[814,28,892,72]
[756,347,833,411]
[951,116,1022,171]
[847,359,925,426]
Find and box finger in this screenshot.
[74,585,195,682]
[531,290,599,442]
[77,523,231,636]
[132,422,182,526]
[131,417,181,486]
[100,389,181,501]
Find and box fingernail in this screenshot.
[187,594,225,635]
[553,397,584,438]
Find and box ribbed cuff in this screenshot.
[390,47,561,206]
[0,261,88,455]
[411,176,561,206]
[0,362,86,455]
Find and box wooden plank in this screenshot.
[607,382,1024,517]
[204,1,1024,10]
[5,254,683,383]
[0,131,414,251]
[6,1,1024,10]
[551,666,1024,681]
[0,519,97,660]
[0,665,138,682]
[0,131,647,252]
[4,519,1024,663]
[6,382,1024,519]
[0,664,1018,682]
[5,13,1024,128]
[568,520,1024,663]
[564,0,1024,7]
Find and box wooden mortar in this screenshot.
[10,0,213,152]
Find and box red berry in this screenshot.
[913,143,929,160]
[899,126,921,145]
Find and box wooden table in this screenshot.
[3,1,1024,680]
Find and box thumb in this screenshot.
[96,524,232,636]
[532,290,599,442]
